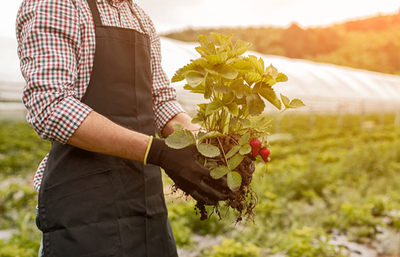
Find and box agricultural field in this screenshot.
[1,114,400,256]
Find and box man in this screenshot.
[16,0,229,256]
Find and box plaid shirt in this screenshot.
[16,0,185,191]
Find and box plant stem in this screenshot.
[227,134,239,146]
[265,108,287,126]
[217,137,230,170]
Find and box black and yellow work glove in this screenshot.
[145,137,229,205]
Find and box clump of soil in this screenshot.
[196,134,259,223]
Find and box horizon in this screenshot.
[1,1,399,38]
[1,9,399,40]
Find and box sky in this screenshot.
[1,0,399,38]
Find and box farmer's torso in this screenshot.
[37,0,177,256]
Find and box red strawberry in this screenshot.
[250,138,262,157]
[259,147,270,162]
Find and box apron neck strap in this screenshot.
[87,0,103,26]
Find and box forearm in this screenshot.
[67,111,198,162]
[67,111,150,162]
[161,112,201,137]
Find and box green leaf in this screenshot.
[227,171,242,190]
[246,93,266,116]
[276,72,288,82]
[252,82,262,93]
[215,85,230,93]
[211,33,234,47]
[205,52,228,66]
[230,80,249,98]
[186,71,205,87]
[198,131,224,141]
[205,161,219,170]
[229,58,254,70]
[281,94,306,109]
[222,91,235,104]
[205,101,224,116]
[183,83,205,94]
[289,99,306,108]
[227,153,244,170]
[197,103,207,112]
[239,144,252,155]
[231,79,246,88]
[211,64,238,80]
[171,62,201,83]
[204,81,212,99]
[183,84,195,91]
[204,89,212,99]
[197,143,221,158]
[247,55,264,74]
[230,117,238,128]
[198,35,216,55]
[264,64,278,78]
[281,94,291,109]
[225,102,239,116]
[238,132,250,146]
[226,145,241,159]
[192,57,213,70]
[173,123,184,131]
[261,76,276,87]
[259,88,282,110]
[210,165,230,179]
[165,130,196,149]
[195,46,210,57]
[211,33,225,45]
[197,131,207,139]
[233,40,252,56]
[191,115,203,124]
[245,72,262,84]
[239,118,251,127]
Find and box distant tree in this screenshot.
[161,11,400,75]
[344,11,400,32]
[383,41,400,72]
[281,23,309,58]
[281,23,341,58]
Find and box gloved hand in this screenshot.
[146,137,229,205]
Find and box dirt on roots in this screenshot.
[196,134,259,223]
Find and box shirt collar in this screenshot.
[104,0,126,8]
[96,0,134,8]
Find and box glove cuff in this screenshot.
[146,137,167,167]
[143,136,154,165]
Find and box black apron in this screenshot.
[37,0,178,256]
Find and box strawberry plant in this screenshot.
[166,33,305,221]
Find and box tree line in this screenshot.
[162,10,400,75]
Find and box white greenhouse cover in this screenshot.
[159,37,400,114]
[1,36,399,114]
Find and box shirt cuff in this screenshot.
[154,100,186,137]
[45,97,93,144]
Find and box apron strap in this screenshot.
[87,0,103,26]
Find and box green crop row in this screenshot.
[1,114,400,256]
[166,114,400,256]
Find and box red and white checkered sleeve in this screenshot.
[150,32,186,134]
[16,0,92,144]
[33,154,48,192]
